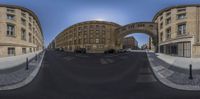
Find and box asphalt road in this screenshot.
[0,50,200,99]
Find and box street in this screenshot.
[0,50,200,99]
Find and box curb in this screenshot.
[146,51,200,91]
[0,51,46,90]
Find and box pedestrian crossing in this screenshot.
[100,58,114,64]
[136,67,157,83]
[63,56,74,61]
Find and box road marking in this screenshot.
[106,59,114,63]
[152,66,165,72]
[63,56,74,61]
[100,58,114,64]
[158,69,174,78]
[100,58,108,64]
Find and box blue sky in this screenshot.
[1,0,200,47]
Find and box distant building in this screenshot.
[48,40,56,49]
[122,37,138,49]
[54,21,121,53]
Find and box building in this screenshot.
[55,21,121,53]
[0,4,44,57]
[48,40,56,50]
[153,4,200,58]
[123,36,138,49]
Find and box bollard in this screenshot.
[35,54,37,61]
[26,58,29,70]
[189,64,193,80]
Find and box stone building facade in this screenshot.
[0,4,44,57]
[153,4,200,58]
[123,37,138,49]
[55,21,120,53]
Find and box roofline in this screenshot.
[152,4,200,21]
[0,4,44,38]
[55,20,121,39]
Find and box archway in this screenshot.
[115,22,158,52]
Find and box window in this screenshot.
[177,8,186,12]
[177,23,186,35]
[96,30,99,33]
[7,9,15,13]
[30,48,32,53]
[166,18,171,25]
[21,12,26,18]
[21,18,26,26]
[177,13,186,20]
[29,33,32,43]
[160,22,163,29]
[29,23,32,30]
[96,39,99,43]
[166,12,171,16]
[22,48,26,54]
[7,14,15,20]
[8,47,15,56]
[7,24,15,36]
[160,16,163,21]
[21,28,26,40]
[29,16,32,22]
[160,32,163,42]
[166,27,171,39]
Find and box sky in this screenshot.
[0,0,200,47]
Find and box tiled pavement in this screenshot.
[147,52,200,90]
[0,51,45,90]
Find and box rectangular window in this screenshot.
[21,12,26,18]
[21,28,26,40]
[8,47,15,56]
[7,9,15,13]
[21,18,26,26]
[166,12,171,16]
[96,39,99,43]
[160,16,163,21]
[160,23,163,29]
[7,14,15,20]
[29,16,32,22]
[177,13,186,20]
[166,27,171,39]
[166,18,171,25]
[22,48,26,54]
[177,23,186,35]
[7,24,15,36]
[29,33,32,43]
[177,8,186,12]
[29,23,32,30]
[160,32,163,42]
[30,48,32,53]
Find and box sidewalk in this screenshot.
[156,53,200,70]
[147,51,200,91]
[0,51,45,90]
[0,50,43,70]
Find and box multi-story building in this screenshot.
[55,21,121,53]
[123,36,138,49]
[48,40,56,49]
[0,4,44,57]
[153,4,200,58]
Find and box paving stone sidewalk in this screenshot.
[147,51,200,91]
[0,51,45,90]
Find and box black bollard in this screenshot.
[189,64,193,80]
[26,58,29,70]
